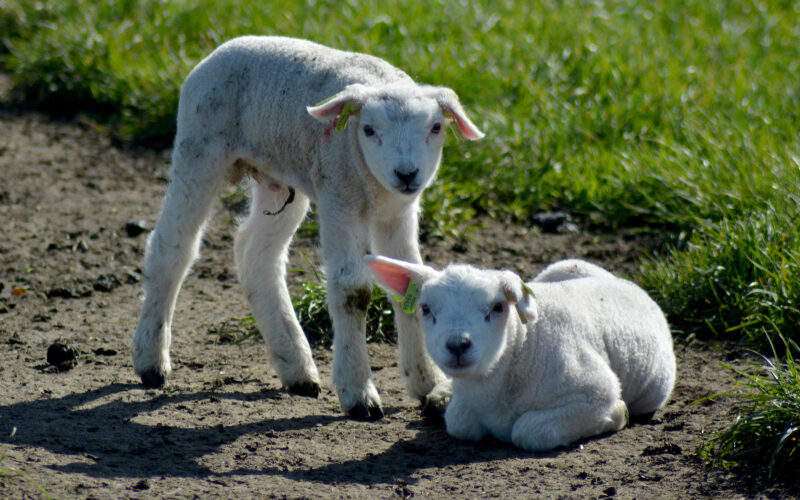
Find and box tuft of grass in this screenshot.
[291,253,396,346]
[0,454,18,488]
[219,251,396,346]
[0,429,53,498]
[700,333,800,484]
[640,208,800,351]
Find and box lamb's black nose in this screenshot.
[394,168,419,187]
[446,337,472,356]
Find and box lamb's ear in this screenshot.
[364,255,435,297]
[500,272,538,324]
[307,84,366,131]
[429,86,485,141]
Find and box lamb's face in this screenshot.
[356,90,446,197]
[418,266,511,379]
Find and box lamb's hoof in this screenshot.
[288,381,321,398]
[420,397,446,422]
[420,380,451,421]
[140,369,165,388]
[347,402,384,421]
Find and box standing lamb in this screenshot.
[131,36,484,420]
[366,256,676,451]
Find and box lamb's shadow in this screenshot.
[0,383,342,479]
[0,382,559,486]
[229,420,539,486]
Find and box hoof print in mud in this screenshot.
[287,381,321,398]
[348,402,384,421]
[140,369,166,388]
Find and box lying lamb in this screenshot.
[131,36,484,420]
[366,256,676,451]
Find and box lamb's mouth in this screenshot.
[445,358,473,371]
[395,184,420,195]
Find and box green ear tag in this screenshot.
[521,281,535,298]
[504,280,534,324]
[314,91,343,107]
[515,303,528,324]
[518,280,535,324]
[335,102,359,132]
[395,279,419,315]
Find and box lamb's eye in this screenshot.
[420,304,436,324]
[431,122,442,134]
[363,125,375,137]
[486,302,504,323]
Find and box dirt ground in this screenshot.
[0,83,792,498]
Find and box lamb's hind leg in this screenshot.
[511,398,628,452]
[235,181,320,396]
[132,154,227,387]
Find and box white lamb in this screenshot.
[366,256,676,451]
[130,36,484,420]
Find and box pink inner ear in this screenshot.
[502,282,518,304]
[308,100,343,118]
[368,260,412,296]
[452,115,484,140]
[442,105,484,141]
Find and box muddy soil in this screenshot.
[0,93,790,498]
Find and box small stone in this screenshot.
[132,479,150,490]
[47,341,77,371]
[124,221,148,238]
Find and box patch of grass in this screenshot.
[0,455,18,488]
[207,317,259,345]
[217,252,396,346]
[291,253,396,346]
[700,334,800,485]
[641,208,800,351]
[2,1,798,228]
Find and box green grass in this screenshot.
[208,253,397,346]
[3,1,798,227]
[700,334,800,485]
[0,455,17,488]
[290,253,397,346]
[2,0,800,480]
[0,428,53,498]
[641,210,800,351]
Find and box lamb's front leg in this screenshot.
[443,393,488,441]
[319,208,382,420]
[371,213,449,414]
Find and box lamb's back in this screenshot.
[527,277,675,415]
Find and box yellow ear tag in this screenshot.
[394,279,419,315]
[335,102,359,132]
